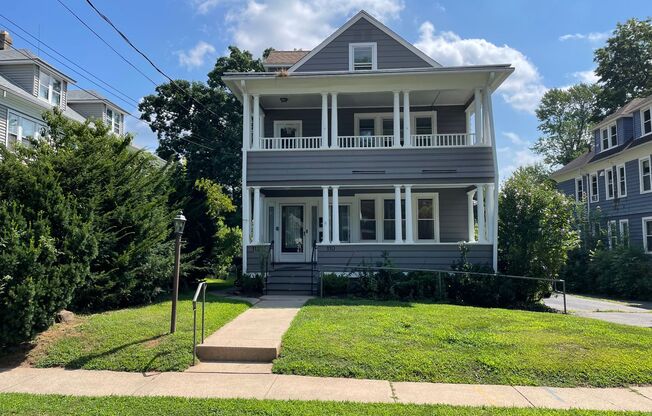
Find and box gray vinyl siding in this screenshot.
[246,245,271,273]
[247,146,494,186]
[0,102,7,143]
[68,102,106,122]
[438,188,470,242]
[316,244,493,270]
[263,106,467,137]
[295,18,432,72]
[0,64,37,95]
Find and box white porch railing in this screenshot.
[260,136,322,150]
[411,133,475,147]
[337,135,394,148]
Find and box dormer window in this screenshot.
[349,43,377,71]
[642,106,651,136]
[601,122,617,151]
[106,108,122,134]
[38,71,62,106]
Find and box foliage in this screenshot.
[594,18,652,117]
[498,165,580,303]
[33,294,249,372]
[1,394,640,416]
[531,84,600,167]
[321,273,349,296]
[239,274,264,295]
[274,298,652,387]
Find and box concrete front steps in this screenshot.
[266,263,318,295]
[193,295,310,366]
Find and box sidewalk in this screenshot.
[545,294,652,327]
[1,367,652,411]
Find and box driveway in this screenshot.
[544,294,652,328]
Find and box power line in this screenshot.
[4,43,217,151]
[82,0,221,120]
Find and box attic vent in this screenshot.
[422,169,457,174]
[352,170,385,174]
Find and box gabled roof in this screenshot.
[592,96,650,131]
[263,50,310,68]
[288,10,441,73]
[67,89,130,115]
[0,49,76,83]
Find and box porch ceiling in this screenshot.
[259,89,472,110]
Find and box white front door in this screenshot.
[279,204,308,262]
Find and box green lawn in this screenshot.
[204,276,236,291]
[33,294,249,372]
[0,394,647,416]
[273,299,652,387]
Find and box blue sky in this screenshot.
[2,0,650,178]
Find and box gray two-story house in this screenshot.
[223,11,513,293]
[0,31,127,149]
[552,95,652,253]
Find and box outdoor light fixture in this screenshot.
[170,211,186,334]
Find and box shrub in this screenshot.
[585,246,652,300]
[240,274,264,295]
[322,273,348,296]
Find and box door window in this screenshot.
[281,205,304,253]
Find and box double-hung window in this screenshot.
[416,197,436,240]
[329,205,351,243]
[616,164,627,197]
[640,157,652,194]
[607,220,618,249]
[38,71,62,106]
[383,199,406,241]
[349,43,377,71]
[575,177,585,201]
[359,200,377,240]
[619,219,629,247]
[642,107,651,136]
[601,123,617,151]
[7,111,43,148]
[605,168,615,200]
[643,217,652,254]
[106,108,122,134]
[589,172,599,202]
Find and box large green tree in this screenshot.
[594,18,652,117]
[531,83,600,167]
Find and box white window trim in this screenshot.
[605,168,615,200]
[273,120,303,137]
[600,122,617,152]
[353,111,437,136]
[619,219,629,245]
[6,109,45,147]
[639,157,652,194]
[616,164,627,198]
[641,106,652,137]
[38,70,62,107]
[106,107,123,135]
[574,177,585,202]
[589,172,599,202]
[607,220,617,249]
[642,216,652,254]
[348,42,377,71]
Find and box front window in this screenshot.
[383,199,406,241]
[644,217,652,254]
[417,198,436,240]
[359,199,377,240]
[605,168,615,200]
[619,219,629,247]
[601,123,617,151]
[617,164,627,197]
[590,173,599,202]
[329,205,351,243]
[6,111,43,149]
[106,108,122,134]
[607,220,618,249]
[349,43,376,71]
[358,118,375,136]
[640,157,652,193]
[575,177,584,201]
[642,107,651,136]
[38,71,62,106]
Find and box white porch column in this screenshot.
[477,185,486,243]
[474,88,482,145]
[394,185,403,242]
[482,91,492,146]
[467,189,477,242]
[330,93,338,148]
[404,185,414,243]
[321,92,328,149]
[252,187,261,243]
[242,93,251,150]
[403,91,411,147]
[332,186,340,244]
[242,186,251,246]
[322,186,330,244]
[393,91,401,147]
[252,94,260,149]
[486,184,495,242]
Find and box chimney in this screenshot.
[0,31,13,51]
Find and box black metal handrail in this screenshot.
[318,264,567,313]
[192,281,207,365]
[310,240,318,295]
[263,240,274,295]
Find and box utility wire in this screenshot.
[4,43,217,151]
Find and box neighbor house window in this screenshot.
[619,219,629,247]
[7,111,43,149]
[640,157,652,193]
[643,217,652,254]
[38,71,62,106]
[575,177,585,201]
[590,172,599,202]
[607,220,618,249]
[642,107,651,136]
[617,164,627,197]
[601,123,617,151]
[383,199,406,241]
[106,108,122,134]
[349,43,377,71]
[605,168,615,200]
[359,199,377,240]
[417,198,436,240]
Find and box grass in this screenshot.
[273,299,652,387]
[204,276,236,291]
[0,394,648,416]
[31,294,249,372]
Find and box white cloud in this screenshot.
[503,131,527,146]
[125,114,159,153]
[193,0,222,15]
[559,31,610,43]
[177,41,216,69]
[572,69,599,84]
[224,0,404,56]
[414,22,547,114]
[497,132,543,180]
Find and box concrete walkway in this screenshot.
[195,295,311,362]
[545,294,652,327]
[1,367,652,411]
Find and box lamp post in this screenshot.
[170,211,186,334]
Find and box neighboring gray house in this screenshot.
[0,31,127,149]
[67,90,127,136]
[222,11,513,293]
[552,95,652,253]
